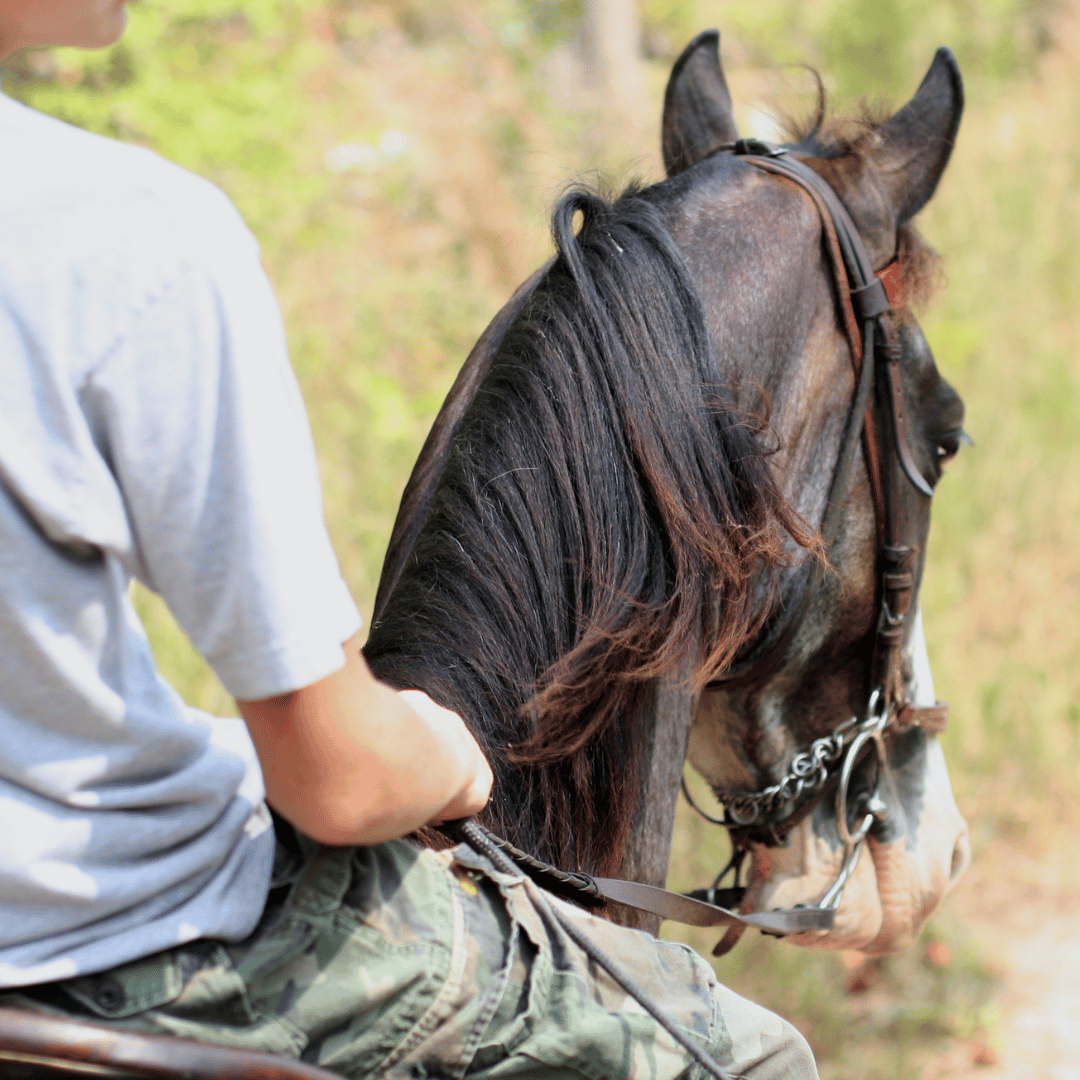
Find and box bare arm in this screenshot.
[237,631,492,846]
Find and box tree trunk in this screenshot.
[581,0,644,116]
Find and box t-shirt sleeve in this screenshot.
[84,199,361,700]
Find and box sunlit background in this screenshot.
[4,2,1077,1076]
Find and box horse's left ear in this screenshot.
[662,30,739,176]
[874,48,964,226]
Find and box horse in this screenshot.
[364,31,971,956]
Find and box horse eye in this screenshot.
[936,429,972,464]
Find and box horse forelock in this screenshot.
[365,182,814,873]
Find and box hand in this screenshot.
[397,690,493,823]
[239,634,494,846]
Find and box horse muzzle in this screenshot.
[746,724,969,954]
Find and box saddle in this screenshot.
[0,1006,339,1079]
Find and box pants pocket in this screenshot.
[459,862,721,1080]
[44,938,253,1028]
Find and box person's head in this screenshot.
[0,0,129,60]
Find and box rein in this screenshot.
[463,139,950,947]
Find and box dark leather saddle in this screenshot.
[0,1007,340,1079]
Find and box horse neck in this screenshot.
[367,179,810,881]
[607,679,696,931]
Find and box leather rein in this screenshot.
[459,139,951,945]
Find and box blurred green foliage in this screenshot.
[4,1,1077,1074]
[4,6,322,235]
[641,0,1055,98]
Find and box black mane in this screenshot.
[365,184,801,872]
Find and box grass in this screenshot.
[4,1,1077,1075]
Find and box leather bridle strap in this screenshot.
[736,154,889,540]
[713,140,945,761]
[708,142,939,705]
[703,145,890,692]
[741,149,934,501]
[731,148,891,543]
[701,140,946,842]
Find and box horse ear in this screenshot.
[662,30,739,177]
[874,47,964,225]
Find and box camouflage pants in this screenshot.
[5,837,817,1080]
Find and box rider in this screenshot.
[0,3,818,1077]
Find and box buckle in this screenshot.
[726,138,787,158]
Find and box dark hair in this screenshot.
[366,184,812,872]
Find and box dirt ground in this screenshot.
[919,836,1080,1080]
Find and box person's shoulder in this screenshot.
[0,93,257,289]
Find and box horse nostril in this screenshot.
[949,832,971,885]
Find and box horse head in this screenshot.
[664,33,970,953]
[365,33,969,956]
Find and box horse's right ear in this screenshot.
[662,30,739,177]
[873,47,964,226]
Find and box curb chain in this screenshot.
[718,711,882,827]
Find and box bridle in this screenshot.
[668,138,952,944]
[455,140,953,951]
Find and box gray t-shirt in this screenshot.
[0,93,361,986]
